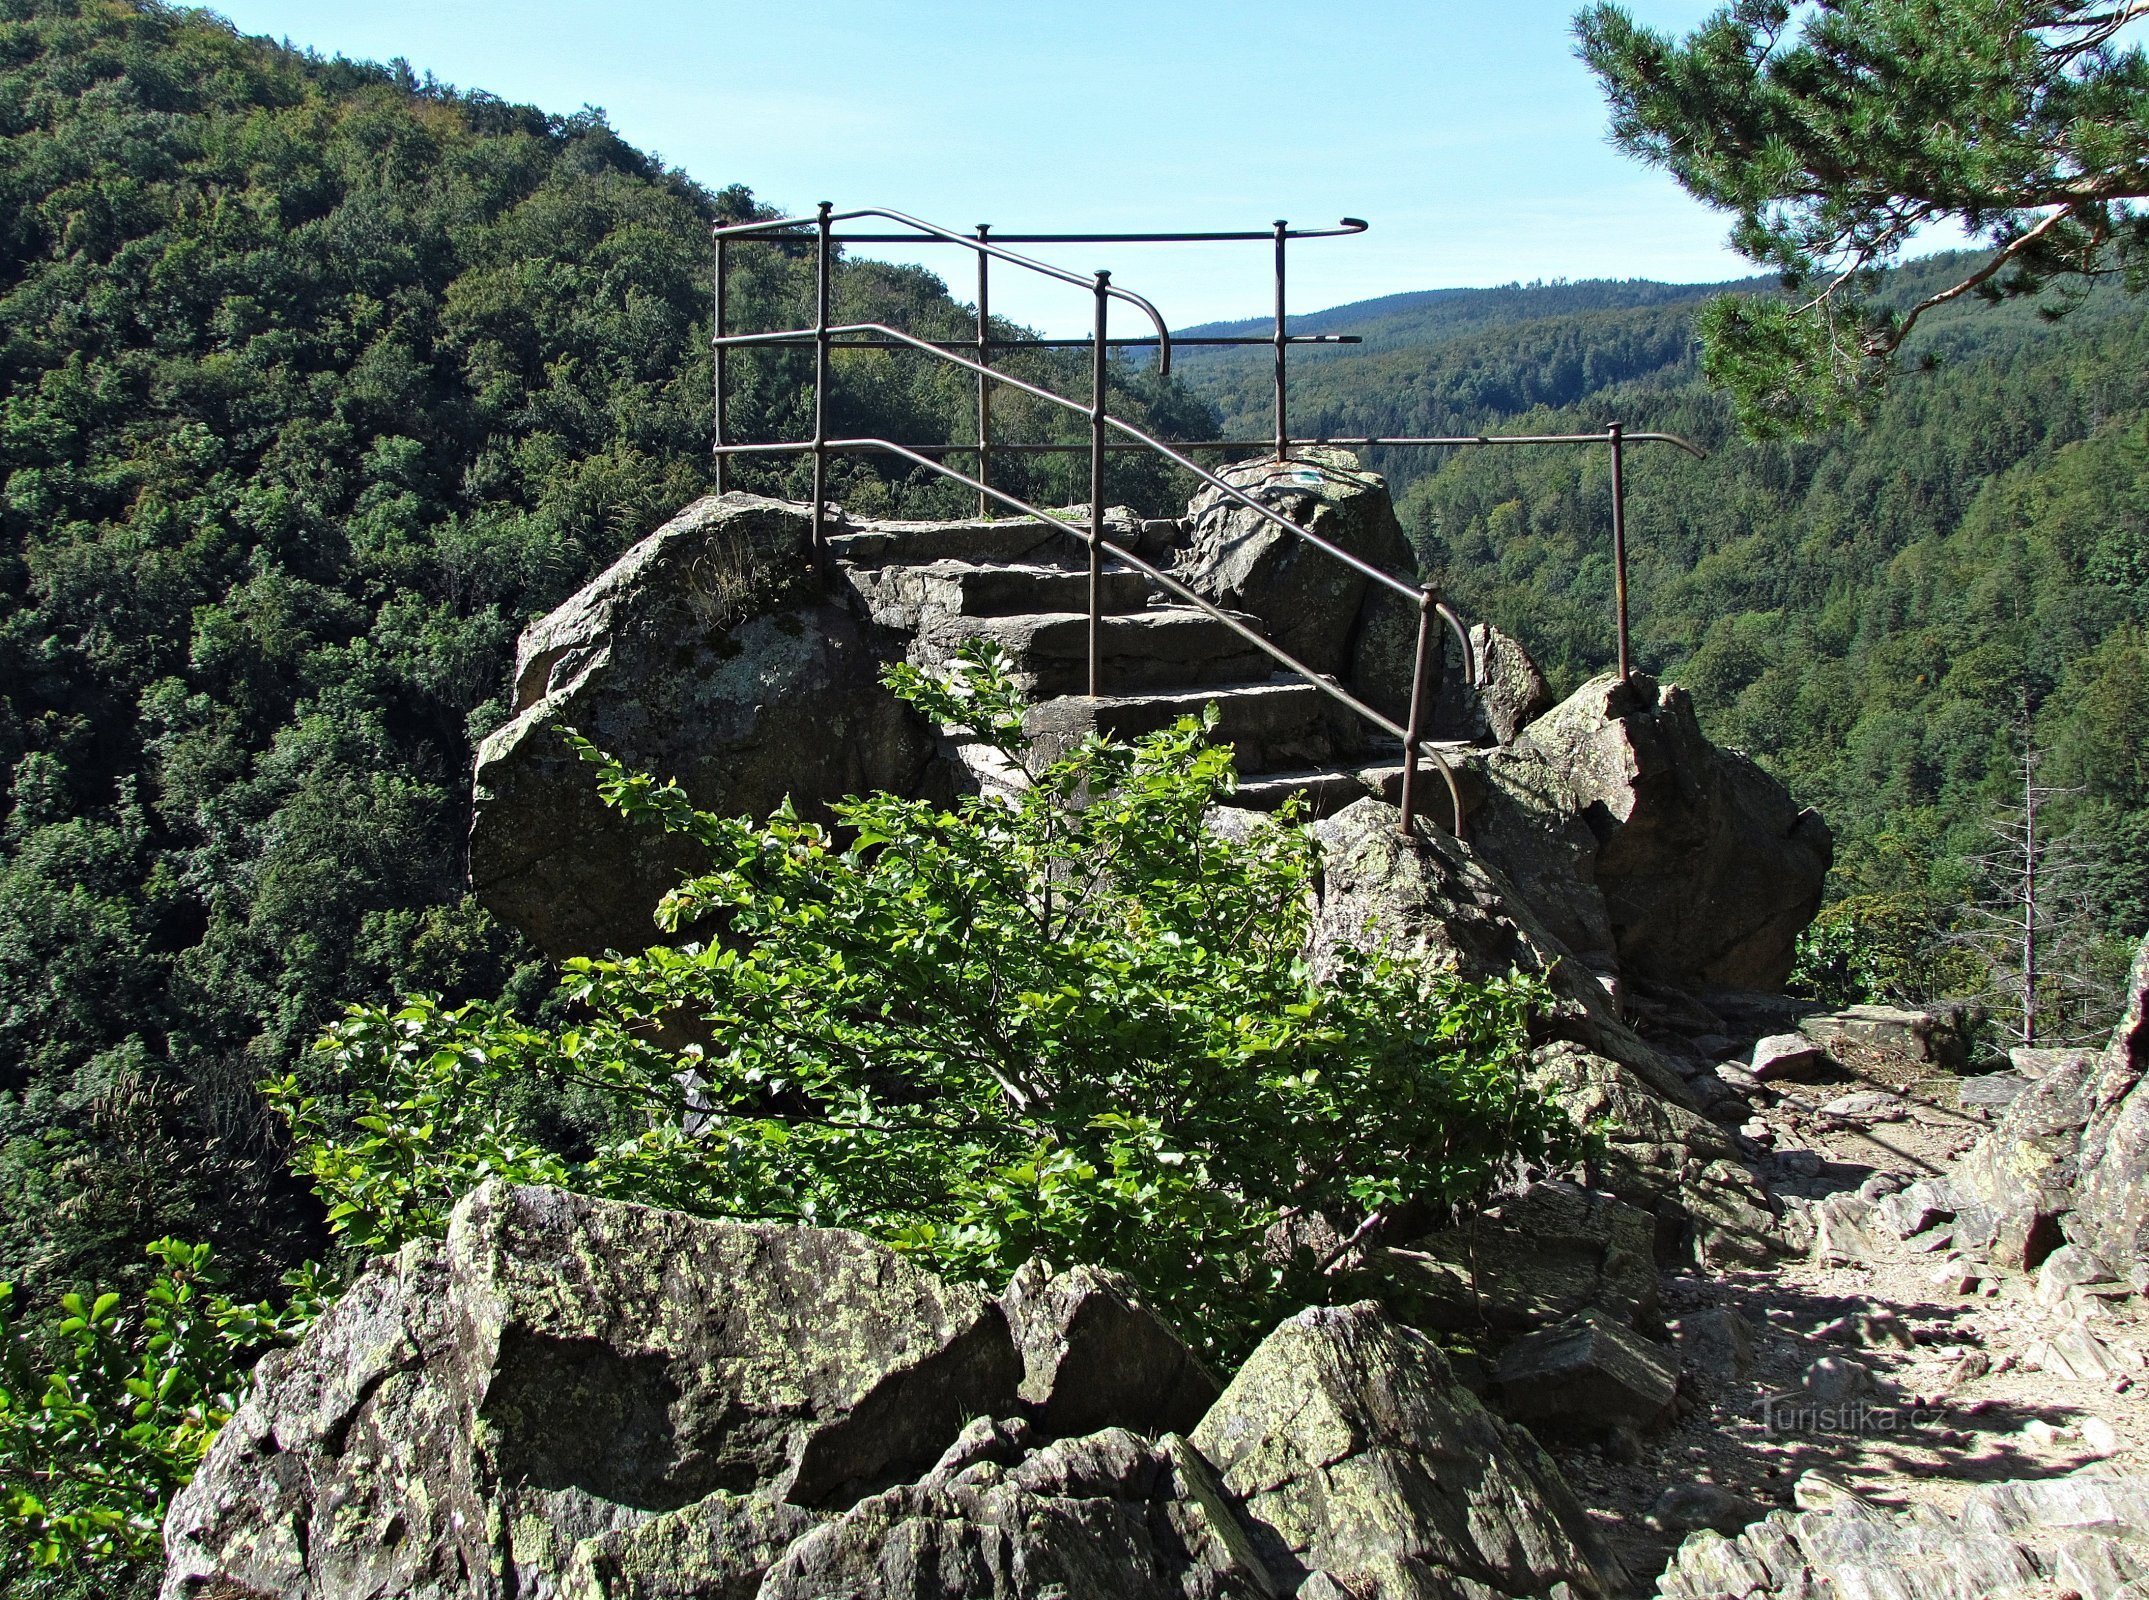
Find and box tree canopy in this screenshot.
[1576,0,2149,435]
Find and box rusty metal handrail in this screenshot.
[710,201,1708,835]
[712,205,1177,373]
[821,319,1440,611]
[832,434,1468,838]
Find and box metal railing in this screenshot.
[709,203,1703,837]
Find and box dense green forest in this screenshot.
[1178,260,2149,1029]
[0,0,1208,1306]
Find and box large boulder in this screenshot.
[1477,672,1833,992]
[1432,621,1555,745]
[2074,931,2149,1285]
[1189,1301,1625,1598]
[160,1183,1022,1600]
[470,494,936,957]
[1177,449,1424,724]
[1494,1312,1680,1437]
[998,1259,1220,1440]
[1952,1050,2100,1272]
[1311,795,1691,1107]
[1310,798,1781,1264]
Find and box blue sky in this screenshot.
[203,1,1767,335]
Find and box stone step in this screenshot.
[1228,765,1383,817]
[1024,680,1354,772]
[847,560,1157,630]
[830,509,1138,569]
[1227,743,1478,821]
[927,609,1276,695]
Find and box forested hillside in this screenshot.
[0,0,1204,1300]
[1178,259,2149,1028]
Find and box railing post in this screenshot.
[975,223,992,519]
[1608,419,1629,683]
[1272,219,1288,461]
[713,234,729,494]
[812,200,833,552]
[1395,590,1437,838]
[1089,269,1110,698]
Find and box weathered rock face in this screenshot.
[166,1188,1623,1600]
[755,1428,1261,1600]
[1379,1180,1661,1334]
[1657,1469,2149,1600]
[1177,449,1424,723]
[1308,797,1782,1266]
[1477,673,1833,992]
[2074,930,2149,1284]
[1190,1301,1626,1599]
[1951,1050,2099,1272]
[470,494,937,957]
[999,1259,1220,1441]
[161,1183,1022,1600]
[1432,621,1555,745]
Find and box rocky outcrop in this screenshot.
[161,1183,1022,1600]
[1190,1302,1626,1599]
[1951,1050,2100,1272]
[1177,449,1423,723]
[1434,622,1555,746]
[2073,930,2149,1286]
[165,1188,1622,1600]
[1796,1002,1975,1070]
[470,494,936,957]
[1657,1469,2149,1600]
[1308,796,1782,1266]
[1474,673,1832,992]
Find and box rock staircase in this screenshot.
[833,506,1449,814]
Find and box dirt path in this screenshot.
[1541,1045,2148,1595]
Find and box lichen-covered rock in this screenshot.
[1432,621,1554,745]
[559,1490,820,1600]
[1177,449,1423,723]
[160,1240,490,1600]
[754,1429,1263,1600]
[1952,1051,2099,1271]
[470,493,936,957]
[1311,797,1693,1110]
[1479,673,1832,992]
[1494,1312,1679,1436]
[2074,930,2149,1284]
[1191,1301,1625,1599]
[448,1183,1021,1510]
[161,1183,1021,1600]
[999,1259,1220,1440]
[1379,1180,1660,1334]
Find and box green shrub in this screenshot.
[0,1244,318,1594]
[274,646,1580,1359]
